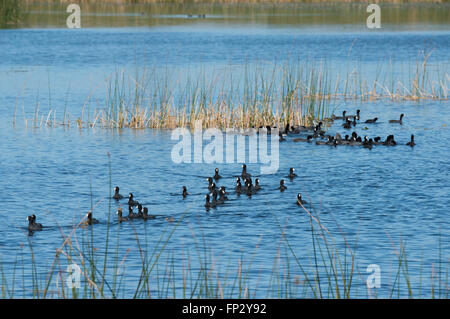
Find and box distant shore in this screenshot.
[18,0,448,4]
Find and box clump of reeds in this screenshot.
[0,0,22,28]
[87,61,332,130]
[18,53,448,129]
[77,54,448,130]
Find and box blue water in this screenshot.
[0,25,449,298]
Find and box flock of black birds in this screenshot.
[26,187,161,234]
[26,109,415,233]
[275,110,415,149]
[26,163,307,235]
[195,165,307,210]
[113,188,157,222]
[26,211,99,234]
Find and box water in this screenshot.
[0,3,449,298]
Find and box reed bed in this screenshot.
[18,55,448,130]
[0,0,23,28]
[94,62,333,130]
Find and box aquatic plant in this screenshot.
[0,0,22,28]
[18,53,448,130]
[94,61,332,130]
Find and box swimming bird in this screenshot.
[278,179,287,192]
[372,136,382,145]
[219,186,228,195]
[244,180,255,196]
[314,121,324,133]
[362,137,373,149]
[27,215,43,232]
[209,182,217,192]
[406,134,416,147]
[136,204,144,218]
[182,186,189,198]
[84,211,99,225]
[142,207,155,220]
[116,208,129,223]
[113,186,124,200]
[128,205,138,219]
[316,135,334,145]
[254,179,261,191]
[288,168,297,179]
[337,134,350,145]
[219,186,228,201]
[213,168,222,180]
[365,117,378,124]
[347,109,361,121]
[212,189,224,205]
[312,129,325,139]
[281,124,290,135]
[212,189,220,205]
[128,193,139,207]
[383,135,397,146]
[290,125,311,134]
[235,180,242,194]
[389,113,404,124]
[332,110,347,120]
[207,177,217,192]
[348,135,362,146]
[241,164,251,179]
[279,132,286,142]
[293,135,313,143]
[296,193,307,205]
[350,133,359,142]
[205,194,213,209]
[342,119,353,129]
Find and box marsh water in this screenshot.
[0,2,449,298]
